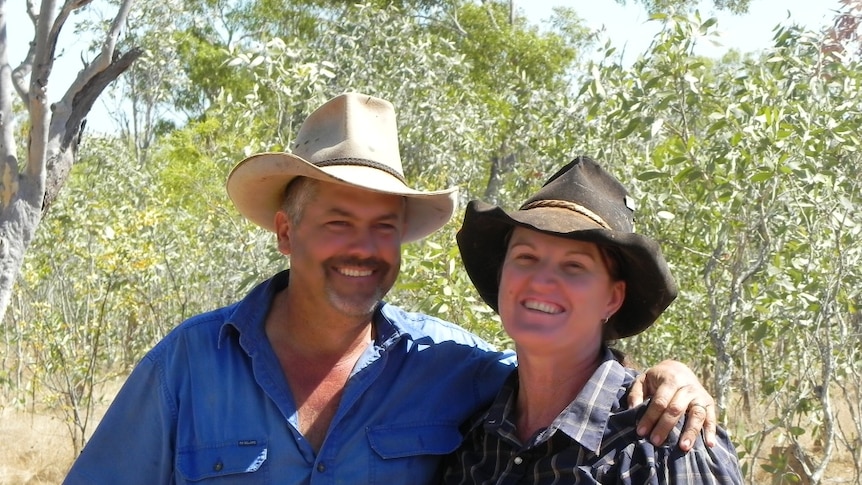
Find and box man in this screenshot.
[64,93,716,484]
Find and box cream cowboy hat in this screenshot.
[227,93,458,243]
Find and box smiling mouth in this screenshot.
[337,267,374,277]
[523,299,563,314]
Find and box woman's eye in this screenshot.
[564,261,587,272]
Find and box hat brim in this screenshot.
[227,152,458,243]
[457,200,678,338]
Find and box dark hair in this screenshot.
[597,244,626,282]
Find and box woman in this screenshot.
[443,157,743,484]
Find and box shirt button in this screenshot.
[317,463,326,472]
[513,457,523,465]
[213,461,224,472]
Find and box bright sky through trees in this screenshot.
[523,0,838,62]
[4,1,841,133]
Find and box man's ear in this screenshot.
[274,211,292,256]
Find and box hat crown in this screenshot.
[291,93,406,181]
[521,157,635,232]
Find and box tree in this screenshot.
[568,11,862,482]
[6,2,861,479]
[612,0,753,14]
[0,0,141,323]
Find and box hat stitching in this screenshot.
[520,200,612,230]
[315,158,406,184]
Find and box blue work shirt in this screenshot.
[64,270,515,484]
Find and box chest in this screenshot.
[278,350,364,449]
[170,334,509,483]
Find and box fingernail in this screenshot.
[651,434,661,445]
[637,426,646,437]
[682,438,691,449]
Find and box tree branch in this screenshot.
[27,0,57,183]
[63,0,133,97]
[10,0,40,102]
[0,0,21,212]
[62,47,142,151]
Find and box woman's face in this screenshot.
[498,227,625,356]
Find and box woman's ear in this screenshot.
[606,280,626,318]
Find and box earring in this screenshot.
[601,316,610,324]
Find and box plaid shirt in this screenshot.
[442,348,743,484]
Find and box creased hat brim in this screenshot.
[227,152,458,243]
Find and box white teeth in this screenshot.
[338,268,373,277]
[523,300,562,314]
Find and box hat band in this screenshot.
[315,158,406,184]
[521,200,612,230]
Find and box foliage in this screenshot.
[3,3,862,481]
[6,129,272,453]
[567,12,862,483]
[614,0,753,15]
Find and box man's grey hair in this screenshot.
[281,177,320,226]
[281,176,409,229]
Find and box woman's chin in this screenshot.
[510,330,566,351]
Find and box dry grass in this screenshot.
[0,406,75,484]
[0,378,122,485]
[730,388,861,484]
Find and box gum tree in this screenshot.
[0,0,141,323]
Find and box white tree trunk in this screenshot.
[0,0,140,322]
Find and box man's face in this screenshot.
[276,182,406,318]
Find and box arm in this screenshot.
[627,359,717,452]
[63,355,175,484]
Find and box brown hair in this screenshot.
[281,177,320,226]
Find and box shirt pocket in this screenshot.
[177,439,269,483]
[366,422,462,482]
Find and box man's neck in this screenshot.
[268,286,375,358]
[264,287,375,452]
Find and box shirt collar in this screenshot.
[375,304,410,347]
[480,347,628,453]
[218,270,290,351]
[552,347,628,452]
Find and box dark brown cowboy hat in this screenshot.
[456,156,678,338]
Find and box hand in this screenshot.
[628,359,717,452]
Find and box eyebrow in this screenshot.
[509,238,598,259]
[326,206,403,222]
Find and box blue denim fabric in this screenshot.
[64,271,515,484]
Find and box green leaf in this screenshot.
[616,118,641,139]
[750,171,772,182]
[637,171,668,181]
